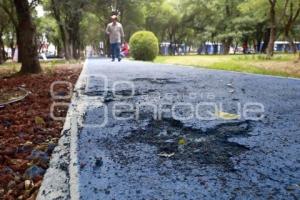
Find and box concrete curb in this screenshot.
[37,59,89,200]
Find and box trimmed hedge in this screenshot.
[129,31,159,61]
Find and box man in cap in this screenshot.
[106,15,125,62]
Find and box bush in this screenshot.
[129,31,159,61]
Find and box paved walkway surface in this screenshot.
[38,58,300,200]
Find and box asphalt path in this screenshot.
[38,58,300,200]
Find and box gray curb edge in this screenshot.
[37,59,89,200]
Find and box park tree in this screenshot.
[295,9,300,59]
[1,0,42,72]
[0,9,9,64]
[164,5,181,44]
[36,16,61,55]
[144,0,166,40]
[0,31,4,64]
[118,0,146,41]
[241,0,299,57]
[181,0,243,54]
[13,0,41,73]
[181,0,216,50]
[0,0,20,61]
[45,0,71,59]
[265,0,300,57]
[238,0,269,53]
[280,0,300,53]
[214,0,243,54]
[144,0,182,43]
[83,0,116,54]
[45,0,88,60]
[266,0,277,58]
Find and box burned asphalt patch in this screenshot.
[100,118,253,171]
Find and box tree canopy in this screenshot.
[0,0,299,73]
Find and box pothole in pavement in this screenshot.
[110,118,253,170]
[132,78,179,84]
[85,89,157,103]
[85,90,131,103]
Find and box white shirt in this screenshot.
[106,22,125,44]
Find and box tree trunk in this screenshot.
[266,27,275,58]
[69,16,81,60]
[253,40,258,53]
[13,0,41,74]
[50,0,73,60]
[16,27,23,62]
[242,38,248,54]
[261,28,270,53]
[255,23,264,53]
[234,42,239,54]
[66,2,84,60]
[57,19,72,60]
[266,0,277,58]
[57,43,64,58]
[223,39,232,55]
[0,31,5,64]
[63,31,72,60]
[285,30,297,54]
[282,2,300,54]
[9,32,15,59]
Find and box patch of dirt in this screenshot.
[0,64,82,199]
[251,61,300,77]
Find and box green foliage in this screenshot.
[118,0,146,41]
[129,31,159,61]
[1,0,300,61]
[40,0,300,56]
[36,16,60,46]
[80,12,103,46]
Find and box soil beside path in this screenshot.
[0,64,82,199]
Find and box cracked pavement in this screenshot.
[38,58,300,200]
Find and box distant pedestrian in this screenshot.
[106,15,125,62]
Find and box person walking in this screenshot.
[106,15,125,62]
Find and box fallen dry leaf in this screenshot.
[0,64,82,199]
